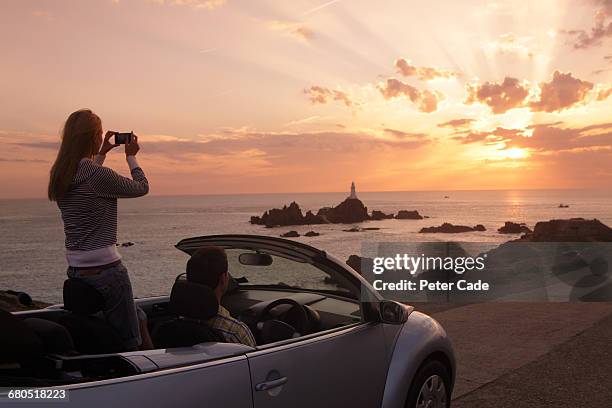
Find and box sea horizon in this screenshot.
[2,186,611,202]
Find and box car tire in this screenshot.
[405,359,451,408]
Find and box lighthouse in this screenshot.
[349,181,357,199]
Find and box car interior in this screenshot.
[0,242,366,387]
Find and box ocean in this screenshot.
[1,189,611,303]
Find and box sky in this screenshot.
[1,0,612,198]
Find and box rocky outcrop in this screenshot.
[371,210,394,220]
[343,227,361,232]
[250,202,325,227]
[304,231,320,237]
[520,218,612,242]
[342,227,380,232]
[420,223,486,233]
[395,210,424,220]
[498,222,532,234]
[1,291,49,312]
[346,255,374,275]
[317,198,369,224]
[251,199,425,227]
[280,230,300,238]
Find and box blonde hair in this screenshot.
[48,109,102,201]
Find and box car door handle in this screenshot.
[255,376,288,391]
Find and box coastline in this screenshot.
[0,290,50,312]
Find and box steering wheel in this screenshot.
[256,298,311,342]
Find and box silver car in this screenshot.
[3,235,455,408]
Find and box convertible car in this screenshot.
[1,235,455,408]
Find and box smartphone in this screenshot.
[114,131,133,145]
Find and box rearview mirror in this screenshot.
[239,252,273,266]
[379,300,411,324]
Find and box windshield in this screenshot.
[225,248,351,294]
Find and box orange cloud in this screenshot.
[382,128,427,139]
[453,122,612,153]
[484,33,536,58]
[395,58,457,80]
[529,71,594,112]
[304,86,352,107]
[465,77,530,114]
[453,127,524,144]
[597,85,612,100]
[378,78,444,113]
[438,118,475,128]
[505,123,612,152]
[565,3,612,49]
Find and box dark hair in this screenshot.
[186,247,228,289]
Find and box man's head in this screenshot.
[186,247,229,295]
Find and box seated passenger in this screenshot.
[186,247,256,348]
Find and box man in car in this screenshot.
[186,247,257,348]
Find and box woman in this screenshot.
[48,109,153,350]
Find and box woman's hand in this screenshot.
[125,134,140,157]
[99,131,119,155]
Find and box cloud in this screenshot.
[452,127,524,144]
[504,123,612,152]
[452,122,612,154]
[395,58,458,80]
[378,78,445,113]
[484,33,536,58]
[147,0,226,9]
[269,21,315,44]
[565,4,612,49]
[438,118,475,129]
[304,86,352,107]
[529,71,594,112]
[465,77,530,114]
[597,86,612,100]
[382,128,427,139]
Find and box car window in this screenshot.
[226,249,351,294]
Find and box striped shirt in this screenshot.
[208,306,257,347]
[57,155,149,267]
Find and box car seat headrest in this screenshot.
[169,280,219,320]
[63,279,104,315]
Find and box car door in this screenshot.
[247,322,388,408]
[61,355,253,408]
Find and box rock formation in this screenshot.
[0,291,49,312]
[280,231,300,238]
[317,198,370,223]
[250,202,325,227]
[520,218,612,242]
[250,190,425,226]
[346,255,374,275]
[498,222,532,234]
[371,210,394,220]
[419,223,486,233]
[304,231,320,237]
[395,210,424,220]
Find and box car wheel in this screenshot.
[405,359,451,408]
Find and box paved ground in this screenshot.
[452,311,612,407]
[413,302,612,405]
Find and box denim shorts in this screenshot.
[67,262,144,350]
